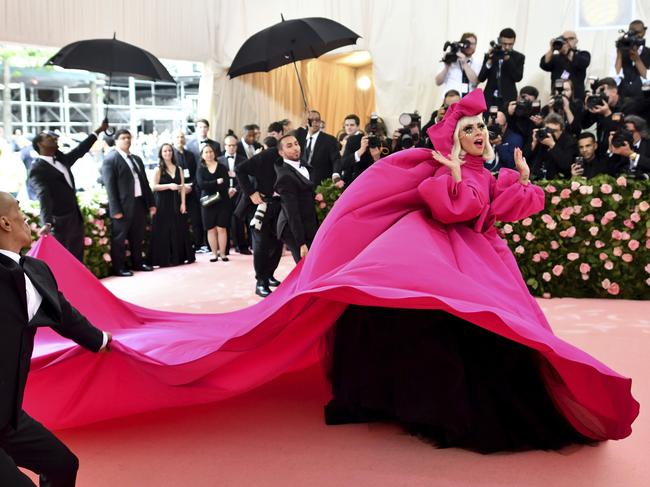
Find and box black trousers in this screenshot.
[281,227,302,264]
[0,410,78,487]
[186,192,204,249]
[251,203,283,283]
[110,197,146,272]
[51,211,84,262]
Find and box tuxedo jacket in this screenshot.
[340,133,375,184]
[218,153,247,206]
[274,162,319,248]
[294,129,342,185]
[0,253,103,430]
[28,133,97,226]
[236,141,263,160]
[101,151,155,219]
[234,147,281,220]
[187,137,222,164]
[478,50,525,108]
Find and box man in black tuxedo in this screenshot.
[28,121,108,262]
[187,118,221,166]
[236,124,263,160]
[0,191,111,487]
[478,28,525,110]
[101,129,156,277]
[293,110,342,186]
[608,115,650,176]
[274,135,319,263]
[219,135,250,254]
[235,132,283,297]
[173,130,202,251]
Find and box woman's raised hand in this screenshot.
[514,147,530,185]
[432,150,462,182]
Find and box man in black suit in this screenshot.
[29,121,108,262]
[173,130,202,251]
[293,110,342,186]
[478,28,525,109]
[101,129,156,277]
[0,191,111,487]
[527,113,577,180]
[274,135,319,263]
[219,135,250,254]
[187,118,222,166]
[236,124,263,160]
[235,131,283,297]
[615,20,650,98]
[608,115,650,176]
[539,31,591,101]
[570,132,612,178]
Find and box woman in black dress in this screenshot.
[196,144,230,262]
[149,143,195,267]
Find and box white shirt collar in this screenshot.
[0,249,21,263]
[284,158,301,169]
[307,130,321,141]
[39,155,55,164]
[116,148,132,161]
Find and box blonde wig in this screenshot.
[451,115,495,162]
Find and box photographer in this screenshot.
[506,85,543,147]
[614,20,650,98]
[581,77,625,156]
[541,79,584,137]
[341,114,387,185]
[571,132,611,178]
[390,112,425,152]
[435,33,480,97]
[485,110,523,171]
[540,31,591,100]
[478,28,525,109]
[421,90,461,143]
[608,115,650,177]
[527,113,576,180]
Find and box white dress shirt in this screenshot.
[439,57,481,96]
[38,155,74,187]
[284,158,310,180]
[116,148,143,197]
[0,249,109,348]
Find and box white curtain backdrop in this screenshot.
[2,0,650,136]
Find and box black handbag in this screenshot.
[200,192,221,207]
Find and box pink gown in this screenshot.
[26,148,638,449]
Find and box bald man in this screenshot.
[540,30,591,100]
[0,192,111,486]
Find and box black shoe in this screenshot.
[114,269,134,277]
[268,277,281,287]
[238,248,252,255]
[255,282,272,298]
[221,256,229,262]
[135,265,154,272]
[210,257,218,262]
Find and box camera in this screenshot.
[573,156,584,170]
[441,40,470,64]
[489,40,506,59]
[551,79,565,112]
[397,112,421,149]
[485,105,502,140]
[535,127,552,142]
[616,30,646,53]
[586,92,608,110]
[514,98,541,118]
[367,112,380,148]
[250,202,267,231]
[552,36,566,51]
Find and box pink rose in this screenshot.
[612,194,623,202]
[604,261,614,270]
[621,231,630,240]
[515,245,525,254]
[532,253,541,263]
[579,185,593,195]
[613,246,623,257]
[566,226,576,238]
[84,237,92,246]
[99,237,108,245]
[602,278,611,289]
[589,226,599,236]
[612,230,623,240]
[600,183,613,194]
[552,264,564,276]
[560,188,571,199]
[624,219,634,229]
[502,224,513,234]
[622,253,633,263]
[545,184,557,193]
[630,212,641,222]
[334,180,345,189]
[647,278,650,287]
[590,198,602,208]
[599,252,608,260]
[546,221,557,230]
[633,190,642,199]
[647,239,650,249]
[604,210,616,220]
[560,207,574,220]
[551,196,561,205]
[579,263,591,274]
[525,232,535,241]
[550,240,559,250]
[314,193,324,202]
[645,263,650,274]
[319,202,327,209]
[98,208,106,216]
[607,283,620,296]
[581,274,590,281]
[570,181,581,191]
[541,214,554,224]
[583,214,595,223]
[522,218,532,226]
[542,272,552,282]
[567,252,579,261]
[616,176,627,186]
[573,205,582,214]
[639,201,650,212]
[539,251,549,259]
[512,234,521,242]
[102,253,111,262]
[595,240,605,248]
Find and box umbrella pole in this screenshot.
[104,72,115,136]
[290,52,308,112]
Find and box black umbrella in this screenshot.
[228,15,361,110]
[46,34,175,133]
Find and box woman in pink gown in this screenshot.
[27,90,638,451]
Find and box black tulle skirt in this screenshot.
[324,306,593,453]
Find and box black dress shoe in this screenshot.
[238,248,252,255]
[114,269,134,277]
[135,265,154,272]
[210,257,218,262]
[268,277,281,287]
[255,282,272,298]
[220,256,229,262]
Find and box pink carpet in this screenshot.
[25,253,649,486]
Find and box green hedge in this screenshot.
[23,177,650,299]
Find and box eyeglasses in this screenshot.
[461,123,486,135]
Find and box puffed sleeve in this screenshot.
[490,168,545,222]
[417,173,484,224]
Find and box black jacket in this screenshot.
[274,162,319,248]
[29,133,96,225]
[101,151,155,219]
[294,129,342,185]
[618,46,650,98]
[527,131,577,180]
[236,141,263,160]
[609,138,650,176]
[340,133,375,185]
[234,147,281,220]
[196,162,229,201]
[539,50,591,100]
[478,50,525,109]
[187,137,222,164]
[0,253,103,429]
